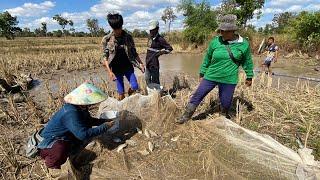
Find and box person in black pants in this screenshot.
[145,20,173,89]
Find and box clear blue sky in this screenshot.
[1,0,319,32]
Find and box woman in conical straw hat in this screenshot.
[176,14,254,124]
[37,82,116,172]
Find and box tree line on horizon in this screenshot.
[0,5,177,39]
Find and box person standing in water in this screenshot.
[176,14,254,124]
[262,37,279,75]
[145,20,173,89]
[101,13,145,100]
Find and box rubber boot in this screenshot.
[176,103,197,124]
[117,94,125,101]
[220,106,231,119]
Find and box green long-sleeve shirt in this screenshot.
[200,35,254,84]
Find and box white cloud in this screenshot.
[61,12,93,24]
[19,16,59,31]
[34,17,56,25]
[211,3,222,10]
[124,10,162,30]
[123,7,183,31]
[247,17,272,28]
[248,0,320,28]
[304,4,320,11]
[3,0,183,32]
[90,3,122,17]
[269,0,314,7]
[286,5,303,12]
[130,11,153,20]
[262,8,284,14]
[90,0,179,17]
[5,1,55,17]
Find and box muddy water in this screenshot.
[159,53,320,80]
[29,53,319,104]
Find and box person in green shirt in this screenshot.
[176,14,254,124]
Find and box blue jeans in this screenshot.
[115,70,139,94]
[190,79,236,110]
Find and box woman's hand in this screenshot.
[245,79,252,87]
[109,72,117,81]
[105,121,114,128]
[139,63,145,73]
[199,73,204,82]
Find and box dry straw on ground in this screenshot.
[0,73,319,179]
[0,37,319,179]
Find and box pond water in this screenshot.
[158,53,320,81]
[29,53,319,104]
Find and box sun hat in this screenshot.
[149,20,159,31]
[64,82,107,105]
[216,14,238,32]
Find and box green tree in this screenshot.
[178,0,218,44]
[272,12,295,33]
[291,11,320,42]
[33,22,47,37]
[219,0,265,27]
[34,28,42,37]
[140,30,148,37]
[131,29,148,38]
[52,14,73,37]
[132,29,140,37]
[97,27,106,36]
[246,24,256,31]
[20,27,32,37]
[47,32,53,37]
[123,28,132,35]
[161,7,177,32]
[263,23,274,35]
[17,27,35,37]
[52,30,63,37]
[86,18,99,37]
[70,28,75,36]
[0,11,21,39]
[291,11,320,51]
[74,31,88,37]
[41,22,47,36]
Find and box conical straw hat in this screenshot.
[64,82,107,105]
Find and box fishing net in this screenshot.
[62,90,319,180]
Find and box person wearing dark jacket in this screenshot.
[37,82,117,177]
[145,20,173,89]
[102,13,145,100]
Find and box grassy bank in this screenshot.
[0,37,203,78]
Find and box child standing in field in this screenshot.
[101,13,145,100]
[262,37,279,74]
[145,20,173,89]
